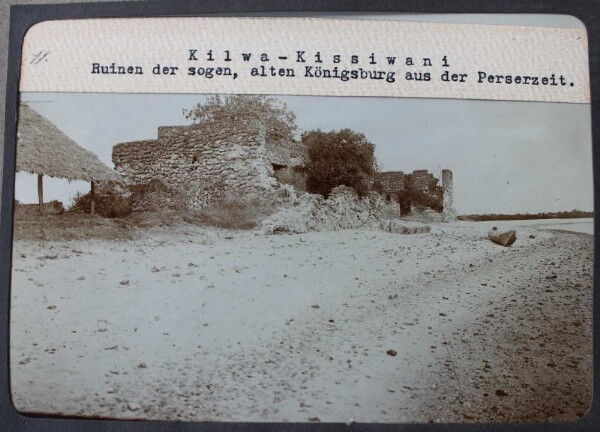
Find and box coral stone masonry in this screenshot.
[376,169,456,221]
[113,118,293,209]
[441,169,456,222]
[113,118,455,221]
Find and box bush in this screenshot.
[70,191,131,218]
[184,94,298,142]
[303,129,376,198]
[196,197,276,229]
[129,179,186,212]
[273,167,306,193]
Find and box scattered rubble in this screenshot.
[380,219,431,234]
[262,186,400,234]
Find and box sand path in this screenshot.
[9,221,593,422]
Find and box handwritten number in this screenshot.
[30,50,49,65]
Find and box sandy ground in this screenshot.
[9,219,593,423]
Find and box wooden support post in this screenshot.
[37,174,44,215]
[90,180,95,215]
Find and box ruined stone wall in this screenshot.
[266,138,307,168]
[376,168,453,221]
[112,139,162,185]
[377,170,441,200]
[377,171,406,195]
[113,119,291,209]
[442,169,456,222]
[409,170,439,193]
[409,170,443,208]
[261,186,400,234]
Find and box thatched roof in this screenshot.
[16,103,121,182]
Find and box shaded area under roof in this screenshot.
[16,103,121,182]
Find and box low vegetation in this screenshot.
[70,191,132,218]
[196,197,276,229]
[129,179,187,212]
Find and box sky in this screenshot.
[13,14,593,215]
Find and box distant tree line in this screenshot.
[458,210,593,222]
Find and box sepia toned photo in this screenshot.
[9,89,593,423]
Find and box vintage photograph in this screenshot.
[8,91,593,423]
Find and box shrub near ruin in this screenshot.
[70,192,131,218]
[128,179,187,212]
[303,129,376,198]
[273,167,306,194]
[197,196,277,229]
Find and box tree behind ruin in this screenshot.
[303,129,377,198]
[184,94,298,142]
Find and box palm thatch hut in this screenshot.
[16,103,122,214]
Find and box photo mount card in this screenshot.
[0,3,598,432]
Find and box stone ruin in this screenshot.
[376,169,456,222]
[112,118,456,223]
[112,118,304,211]
[261,185,398,234]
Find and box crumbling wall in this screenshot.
[377,171,406,197]
[408,170,442,203]
[113,119,455,221]
[266,138,307,168]
[376,169,453,221]
[113,119,293,209]
[261,185,400,234]
[111,139,162,186]
[409,170,434,192]
[442,169,456,222]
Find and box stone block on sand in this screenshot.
[381,219,431,234]
[488,227,517,246]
